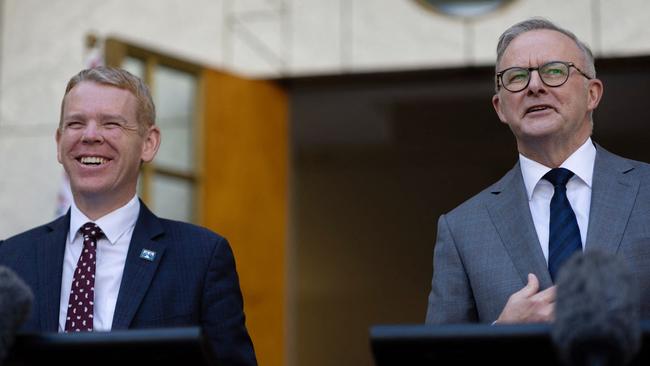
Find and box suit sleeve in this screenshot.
[425,214,478,323]
[202,236,257,366]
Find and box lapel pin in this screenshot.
[139,249,156,262]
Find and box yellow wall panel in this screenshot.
[200,69,288,366]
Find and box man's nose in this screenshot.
[81,121,104,143]
[527,70,547,94]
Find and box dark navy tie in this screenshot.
[544,168,582,282]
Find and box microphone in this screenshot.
[552,250,641,366]
[0,266,34,364]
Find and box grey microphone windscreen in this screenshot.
[0,266,34,363]
[552,250,641,366]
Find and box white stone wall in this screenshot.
[1,0,650,237]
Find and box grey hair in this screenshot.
[495,18,596,77]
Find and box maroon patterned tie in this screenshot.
[64,222,103,332]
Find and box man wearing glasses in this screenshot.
[426,18,650,324]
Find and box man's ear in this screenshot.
[586,78,604,112]
[55,128,63,164]
[141,125,161,163]
[492,93,508,124]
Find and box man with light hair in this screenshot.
[0,67,257,365]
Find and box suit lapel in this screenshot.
[485,164,554,289]
[111,203,167,329]
[585,145,638,254]
[37,213,70,331]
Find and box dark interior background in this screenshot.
[282,56,650,366]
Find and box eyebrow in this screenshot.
[63,113,130,123]
[98,114,129,123]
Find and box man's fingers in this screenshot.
[496,274,555,324]
[519,273,540,297]
[534,285,556,303]
[535,296,556,322]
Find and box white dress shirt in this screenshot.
[58,195,140,332]
[519,138,596,262]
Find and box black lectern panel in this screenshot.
[370,322,650,366]
[6,327,216,366]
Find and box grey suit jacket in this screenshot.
[426,144,650,323]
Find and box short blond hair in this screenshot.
[60,67,155,133]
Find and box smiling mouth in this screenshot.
[78,156,109,166]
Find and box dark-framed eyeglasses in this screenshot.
[496,61,592,92]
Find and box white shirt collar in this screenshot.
[519,137,596,200]
[68,195,141,245]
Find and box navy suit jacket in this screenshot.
[0,202,257,366]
